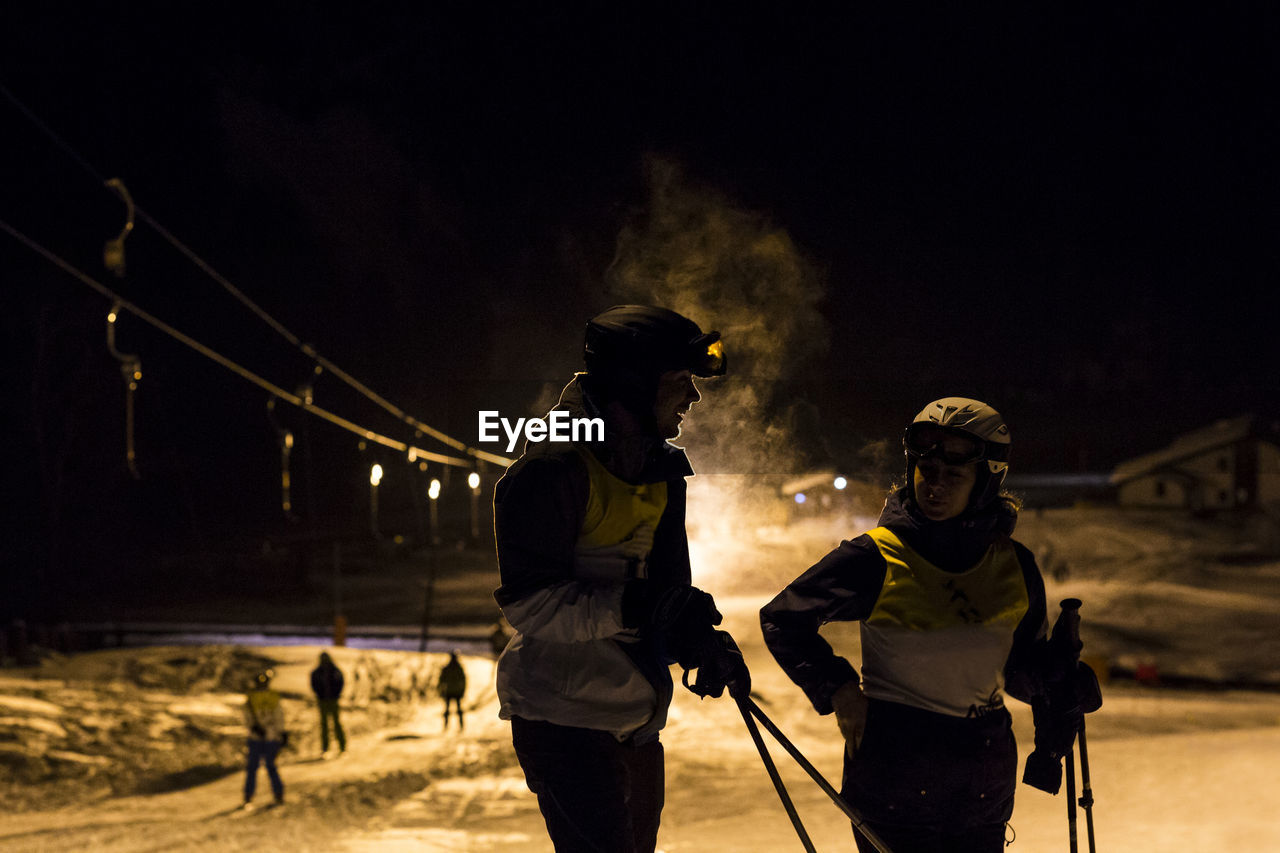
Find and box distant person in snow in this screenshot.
[310,651,346,755]
[242,668,287,808]
[488,620,510,659]
[438,650,467,730]
[493,305,748,853]
[762,398,1077,853]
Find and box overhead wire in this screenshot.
[135,209,511,466]
[1,217,473,468]
[0,80,511,468]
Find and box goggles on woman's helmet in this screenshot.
[903,422,1010,466]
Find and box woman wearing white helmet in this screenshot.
[761,398,1057,852]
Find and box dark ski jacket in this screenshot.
[439,657,467,698]
[762,487,1054,830]
[761,487,1049,718]
[493,375,695,742]
[310,661,344,701]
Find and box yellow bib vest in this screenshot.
[495,446,673,739]
[573,448,668,581]
[247,689,281,720]
[860,527,1029,717]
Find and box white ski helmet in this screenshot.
[903,397,1011,512]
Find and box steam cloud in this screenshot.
[606,157,868,591]
[606,156,829,477]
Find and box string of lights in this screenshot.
[0,80,511,468]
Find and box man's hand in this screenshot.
[831,681,868,756]
[651,584,722,668]
[682,630,751,700]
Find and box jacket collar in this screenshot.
[878,486,1017,572]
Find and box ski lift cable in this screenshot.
[132,209,483,455]
[139,205,512,467]
[0,81,511,468]
[1,217,472,469]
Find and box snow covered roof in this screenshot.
[1110,415,1270,485]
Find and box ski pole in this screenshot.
[742,697,895,853]
[1065,735,1078,853]
[736,697,817,853]
[1078,722,1097,853]
[1055,598,1103,853]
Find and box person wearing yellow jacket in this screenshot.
[762,398,1062,853]
[494,305,746,853]
[242,669,287,808]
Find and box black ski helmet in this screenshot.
[903,397,1011,513]
[584,305,726,380]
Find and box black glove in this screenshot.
[250,724,266,739]
[1022,663,1101,794]
[650,585,722,668]
[682,630,751,700]
[1022,695,1080,794]
[1022,746,1065,794]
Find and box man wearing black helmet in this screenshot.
[761,398,1059,853]
[492,305,745,853]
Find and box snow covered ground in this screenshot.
[2,505,1279,851]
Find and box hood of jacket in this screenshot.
[878,485,1018,572]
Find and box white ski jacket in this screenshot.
[493,377,694,742]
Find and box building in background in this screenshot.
[1111,415,1280,513]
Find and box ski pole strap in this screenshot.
[743,697,896,853]
[736,697,816,853]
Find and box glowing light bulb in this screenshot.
[795,493,806,504]
[428,479,441,500]
[468,472,481,490]
[833,476,847,490]
[370,463,383,486]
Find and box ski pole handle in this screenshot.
[1053,598,1084,660]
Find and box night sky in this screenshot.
[4,7,1279,614]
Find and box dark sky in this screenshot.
[4,6,1279,604]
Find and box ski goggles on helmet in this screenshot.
[903,422,1009,466]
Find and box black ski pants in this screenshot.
[511,716,663,853]
[844,698,1016,853]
